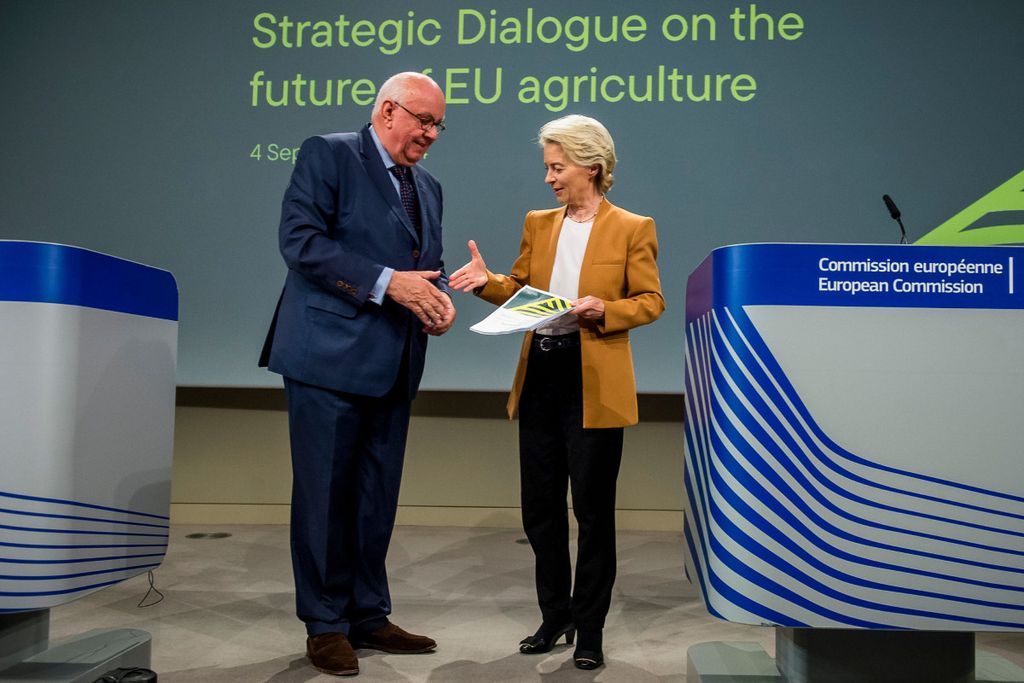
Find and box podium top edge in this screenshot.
[0,241,178,321]
[0,240,176,277]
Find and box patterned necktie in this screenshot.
[389,165,421,233]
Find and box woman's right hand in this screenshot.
[449,239,489,292]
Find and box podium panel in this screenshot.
[683,243,1024,632]
[0,241,178,613]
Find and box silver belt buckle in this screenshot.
[538,336,556,351]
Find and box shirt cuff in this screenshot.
[368,267,394,304]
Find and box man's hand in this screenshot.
[386,270,454,329]
[425,303,456,336]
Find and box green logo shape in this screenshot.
[915,168,1024,246]
[510,296,573,318]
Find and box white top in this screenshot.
[537,215,593,336]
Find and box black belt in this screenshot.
[532,333,580,352]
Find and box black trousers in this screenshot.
[518,334,624,632]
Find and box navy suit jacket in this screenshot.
[259,124,449,399]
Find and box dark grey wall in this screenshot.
[2,1,1022,391]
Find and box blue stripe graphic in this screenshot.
[712,314,1024,557]
[0,507,170,529]
[0,564,161,581]
[0,490,171,521]
[727,307,1024,506]
[0,553,166,565]
[0,541,168,550]
[0,524,169,538]
[683,305,1024,629]
[0,578,129,597]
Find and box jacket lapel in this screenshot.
[577,199,611,296]
[358,126,420,245]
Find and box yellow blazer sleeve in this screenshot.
[596,216,665,334]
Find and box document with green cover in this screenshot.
[470,286,574,335]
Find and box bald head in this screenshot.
[371,72,446,167]
[373,72,443,118]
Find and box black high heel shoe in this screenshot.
[518,622,576,654]
[573,629,604,670]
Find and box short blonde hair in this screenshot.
[538,115,617,194]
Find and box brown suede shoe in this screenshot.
[351,622,437,654]
[306,632,359,676]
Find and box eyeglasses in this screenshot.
[392,100,446,134]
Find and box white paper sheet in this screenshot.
[469,285,575,335]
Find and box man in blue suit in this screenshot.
[259,72,455,677]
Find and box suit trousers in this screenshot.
[518,334,624,632]
[284,375,412,637]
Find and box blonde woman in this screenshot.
[450,114,664,669]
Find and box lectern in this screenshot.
[683,243,1024,682]
[0,241,177,681]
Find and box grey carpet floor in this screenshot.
[46,525,1024,682]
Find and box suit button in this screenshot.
[411,250,420,259]
[336,280,345,288]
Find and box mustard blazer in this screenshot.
[476,199,665,428]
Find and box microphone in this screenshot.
[882,194,908,244]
